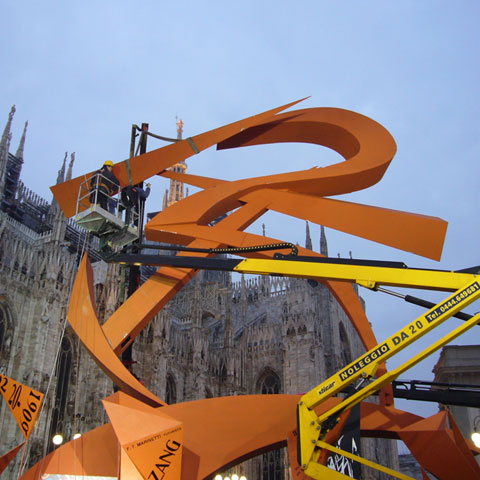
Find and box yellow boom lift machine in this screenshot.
[105,244,480,479]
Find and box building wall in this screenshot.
[433,344,480,459]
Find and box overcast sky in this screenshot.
[2,1,480,427]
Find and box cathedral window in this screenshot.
[258,371,281,394]
[220,363,227,382]
[48,336,73,453]
[261,448,283,480]
[339,322,353,366]
[0,306,5,352]
[256,369,283,479]
[165,373,177,404]
[0,303,14,364]
[146,325,154,343]
[56,269,63,288]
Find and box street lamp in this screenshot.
[472,416,480,448]
[52,433,63,446]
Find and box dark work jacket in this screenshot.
[121,185,150,207]
[91,166,119,195]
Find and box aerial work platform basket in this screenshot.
[75,174,140,248]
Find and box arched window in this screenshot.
[146,325,154,343]
[0,303,14,366]
[339,322,353,367]
[48,337,73,452]
[262,449,283,480]
[257,369,281,395]
[286,326,296,336]
[57,269,64,289]
[0,306,5,353]
[219,362,227,382]
[256,369,283,479]
[165,373,177,404]
[298,324,307,335]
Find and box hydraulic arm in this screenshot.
[296,278,480,478]
[104,250,480,479]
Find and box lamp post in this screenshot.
[471,416,480,448]
[73,412,84,441]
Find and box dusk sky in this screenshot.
[2,1,480,429]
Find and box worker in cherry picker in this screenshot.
[121,182,151,225]
[90,160,120,212]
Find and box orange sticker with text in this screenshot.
[0,373,44,439]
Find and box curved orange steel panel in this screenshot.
[50,99,306,219]
[146,107,445,259]
[98,107,445,406]
[141,108,444,407]
[68,255,165,407]
[0,443,24,476]
[21,423,119,479]
[21,398,479,480]
[396,410,480,479]
[53,104,448,364]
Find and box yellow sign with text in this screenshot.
[0,374,44,439]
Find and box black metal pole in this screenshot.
[121,123,148,379]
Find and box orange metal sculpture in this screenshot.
[0,443,25,476]
[30,100,478,479]
[20,394,480,479]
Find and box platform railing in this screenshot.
[76,174,139,227]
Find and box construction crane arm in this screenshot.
[103,250,480,479]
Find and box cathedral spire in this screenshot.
[15,121,28,161]
[49,153,67,220]
[165,119,187,208]
[192,277,202,327]
[320,225,328,256]
[223,288,233,350]
[56,152,67,185]
[162,189,168,210]
[48,153,69,242]
[0,105,15,154]
[176,117,183,140]
[305,221,312,251]
[66,152,75,181]
[0,106,16,195]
